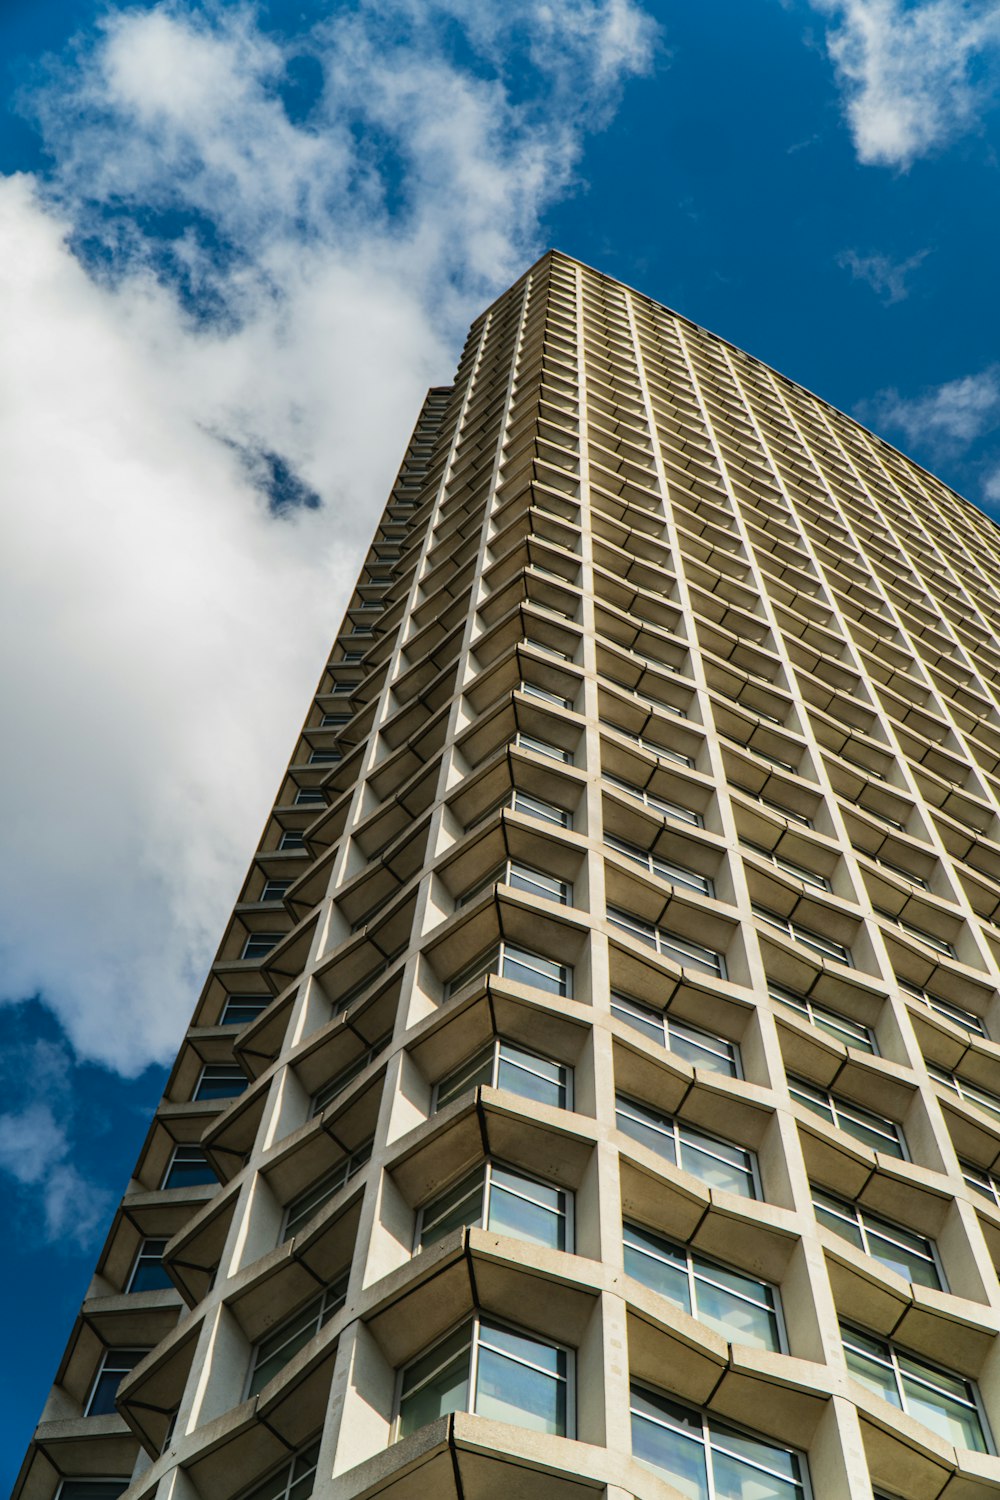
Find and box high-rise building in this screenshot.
[16,249,1000,1500]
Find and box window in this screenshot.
[311,1037,390,1115]
[247,1276,348,1395]
[279,830,306,850]
[523,636,572,661]
[321,713,350,727]
[87,1348,148,1416]
[417,1162,572,1251]
[623,1222,782,1350]
[434,1039,572,1111]
[519,681,573,709]
[510,788,572,828]
[929,1064,1000,1123]
[127,1238,172,1294]
[458,859,572,909]
[260,880,291,903]
[604,833,713,897]
[769,983,876,1053]
[397,1317,571,1439]
[162,1144,216,1190]
[741,789,812,828]
[514,730,573,764]
[237,1440,320,1500]
[731,738,797,773]
[870,854,929,889]
[752,904,851,965]
[842,1324,992,1452]
[616,1095,760,1199]
[294,789,325,806]
[961,1160,1000,1206]
[813,1189,943,1288]
[194,1063,248,1101]
[445,942,572,999]
[221,995,270,1026]
[898,979,987,1037]
[241,932,283,961]
[283,1141,372,1237]
[608,906,726,978]
[601,718,694,768]
[789,1076,906,1158]
[603,771,703,827]
[876,908,955,957]
[742,840,830,891]
[612,993,739,1076]
[308,749,341,764]
[631,1385,808,1500]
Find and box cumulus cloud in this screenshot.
[2,0,657,1073]
[809,0,1000,167]
[836,246,930,303]
[0,1034,113,1246]
[869,366,1000,448]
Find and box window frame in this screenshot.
[602,770,703,827]
[126,1238,172,1294]
[607,905,726,979]
[282,1140,373,1239]
[414,1159,574,1254]
[623,1220,786,1352]
[611,991,741,1077]
[394,1313,575,1441]
[768,982,877,1054]
[615,1092,762,1200]
[812,1188,946,1290]
[85,1347,150,1417]
[604,832,714,898]
[789,1075,907,1160]
[840,1322,993,1454]
[245,1273,349,1398]
[432,1037,574,1112]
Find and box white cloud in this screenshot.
[836,246,930,303]
[810,0,1000,167]
[0,1,656,1074]
[871,366,1000,447]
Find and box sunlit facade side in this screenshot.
[15,250,1000,1500]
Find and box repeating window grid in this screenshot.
[457,857,572,910]
[615,1094,761,1200]
[604,831,713,898]
[416,1161,573,1252]
[751,904,851,965]
[768,983,877,1054]
[611,991,740,1077]
[432,1038,573,1111]
[607,905,726,978]
[840,1323,993,1454]
[445,941,572,999]
[311,1035,391,1116]
[630,1385,809,1500]
[875,908,956,957]
[514,730,573,764]
[602,770,703,827]
[395,1316,573,1440]
[623,1222,785,1352]
[283,1140,373,1239]
[246,1275,349,1397]
[961,1160,1000,1206]
[928,1063,1000,1124]
[812,1189,945,1289]
[789,1076,907,1159]
[742,840,830,891]
[897,978,988,1037]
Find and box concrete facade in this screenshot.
[16,250,1000,1500]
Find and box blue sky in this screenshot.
[3,0,1000,1482]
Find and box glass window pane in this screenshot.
[679,1129,756,1198]
[623,1224,690,1311]
[398,1325,472,1437]
[898,1359,988,1452]
[695,1272,779,1352]
[631,1389,709,1500]
[712,1429,802,1500]
[616,1098,679,1164]
[435,1046,495,1109]
[475,1324,566,1435]
[487,1168,567,1250]
[496,1043,568,1108]
[419,1167,486,1247]
[843,1333,901,1408]
[500,947,568,996]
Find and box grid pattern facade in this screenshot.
[17,250,1000,1500]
